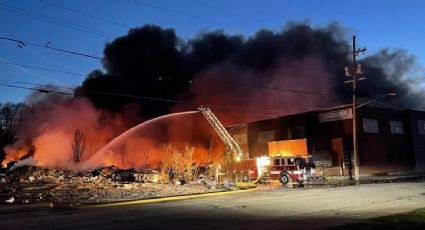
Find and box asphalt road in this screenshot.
[1,182,425,230]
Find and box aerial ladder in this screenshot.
[198,106,244,160]
[198,107,261,185]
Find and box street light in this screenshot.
[357,93,396,109]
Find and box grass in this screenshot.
[330,208,425,230]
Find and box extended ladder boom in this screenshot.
[198,107,243,158]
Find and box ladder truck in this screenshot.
[198,107,317,185]
[198,106,244,160]
[198,107,258,182]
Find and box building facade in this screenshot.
[229,102,425,176]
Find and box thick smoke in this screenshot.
[4,22,424,170]
[79,22,425,123]
[3,90,142,169]
[75,25,192,117]
[356,49,425,109]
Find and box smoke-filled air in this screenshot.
[2,22,424,170]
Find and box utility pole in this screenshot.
[344,35,366,182]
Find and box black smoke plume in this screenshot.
[77,22,423,122]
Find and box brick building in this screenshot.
[228,100,425,176]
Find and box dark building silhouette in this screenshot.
[229,99,425,176]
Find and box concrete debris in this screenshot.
[5,196,14,203]
[0,165,229,204]
[218,181,238,190]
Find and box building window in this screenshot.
[418,120,425,134]
[292,126,305,139]
[390,121,404,134]
[232,134,247,144]
[363,118,379,133]
[257,131,275,143]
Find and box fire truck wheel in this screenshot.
[279,173,291,185]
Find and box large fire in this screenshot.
[2,97,225,171]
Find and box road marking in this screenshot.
[79,187,258,208]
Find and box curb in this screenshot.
[79,187,258,208]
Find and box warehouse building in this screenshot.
[229,99,425,176]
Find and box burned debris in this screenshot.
[0,161,230,205]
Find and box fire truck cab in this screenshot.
[235,155,316,185]
[266,156,316,185]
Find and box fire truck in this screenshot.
[199,107,317,185]
[233,154,317,185]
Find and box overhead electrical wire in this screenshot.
[0,81,279,117]
[0,80,327,115]
[0,36,104,60]
[0,56,333,96]
[0,60,86,77]
[0,2,117,38]
[39,0,131,29]
[126,0,226,26]
[197,76,331,95]
[0,1,340,117]
[0,79,76,91]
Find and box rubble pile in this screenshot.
[0,165,228,205]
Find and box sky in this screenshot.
[1,0,425,103]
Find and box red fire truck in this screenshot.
[199,107,317,185]
[235,155,317,185]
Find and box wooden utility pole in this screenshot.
[345,35,366,182]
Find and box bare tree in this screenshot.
[160,143,194,182]
[0,103,26,163]
[71,129,86,163]
[118,143,126,167]
[143,149,149,168]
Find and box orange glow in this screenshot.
[2,147,30,167]
[268,138,308,157]
[2,98,227,171]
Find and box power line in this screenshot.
[0,60,86,77]
[0,81,74,96]
[44,42,104,60]
[0,80,327,115]
[0,57,333,96]
[197,76,331,95]
[1,80,278,118]
[0,2,117,38]
[190,0,266,25]
[39,0,131,29]
[127,0,225,26]
[0,81,280,117]
[1,80,76,91]
[0,36,104,60]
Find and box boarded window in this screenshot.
[311,151,333,167]
[257,131,275,143]
[292,126,306,139]
[232,134,247,144]
[390,121,404,134]
[318,108,352,123]
[418,120,425,134]
[363,118,379,133]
